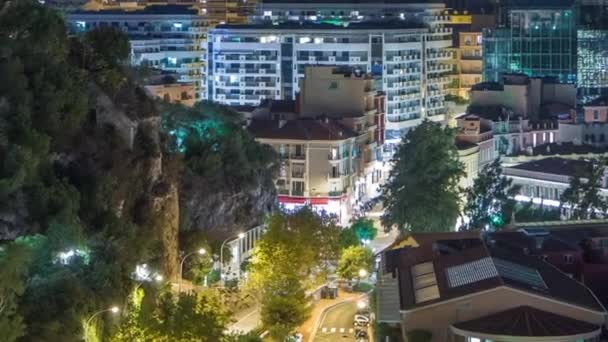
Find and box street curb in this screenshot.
[308,292,368,342]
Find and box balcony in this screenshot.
[328,190,345,197]
[291,170,305,178]
[277,188,290,195]
[290,153,306,160]
[292,189,304,196]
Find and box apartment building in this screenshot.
[504,157,608,208]
[560,96,608,147]
[248,67,385,222]
[67,5,208,99]
[445,12,494,99]
[377,232,606,342]
[84,0,256,24]
[208,21,452,151]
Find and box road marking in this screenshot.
[339,328,345,333]
[349,328,354,333]
[322,327,327,333]
[330,327,336,333]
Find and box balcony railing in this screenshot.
[291,171,305,178]
[290,153,306,160]
[292,189,304,196]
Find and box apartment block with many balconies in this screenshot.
[67,5,208,100]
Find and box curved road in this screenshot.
[313,300,359,341]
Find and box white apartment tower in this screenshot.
[208,2,451,148]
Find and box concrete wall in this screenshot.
[584,106,608,123]
[470,84,528,117]
[401,286,606,342]
[144,83,196,107]
[300,67,374,117]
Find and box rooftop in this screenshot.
[586,96,608,107]
[248,118,359,141]
[489,230,580,253]
[213,20,426,31]
[522,142,608,156]
[466,105,513,121]
[384,232,604,312]
[507,157,593,178]
[262,0,444,3]
[470,82,503,91]
[72,5,199,16]
[453,306,600,338]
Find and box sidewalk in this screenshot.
[299,289,360,342]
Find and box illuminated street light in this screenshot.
[178,248,207,292]
[358,269,368,278]
[220,232,246,286]
[84,306,119,342]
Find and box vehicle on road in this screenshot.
[356,329,369,342]
[287,333,302,342]
[354,314,370,326]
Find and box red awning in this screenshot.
[309,197,329,205]
[278,196,307,204]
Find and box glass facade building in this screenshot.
[483,8,577,84]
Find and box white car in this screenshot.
[354,314,370,326]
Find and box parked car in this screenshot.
[354,314,370,326]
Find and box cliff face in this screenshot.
[180,169,276,240]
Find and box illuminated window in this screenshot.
[263,11,272,16]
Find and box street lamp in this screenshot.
[178,248,207,293]
[84,306,119,342]
[219,232,245,286]
[358,269,368,278]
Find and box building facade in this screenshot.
[248,67,386,222]
[67,6,208,100]
[377,232,606,342]
[208,21,452,151]
[504,157,608,208]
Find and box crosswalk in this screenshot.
[319,327,355,334]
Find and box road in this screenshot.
[228,305,260,334]
[313,300,360,342]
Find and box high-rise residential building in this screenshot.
[208,3,452,151]
[67,5,208,100]
[483,0,578,85]
[83,0,256,24]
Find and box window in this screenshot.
[411,262,439,303]
[564,254,574,264]
[594,109,599,120]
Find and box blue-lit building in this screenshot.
[483,0,577,85]
[67,6,208,100]
[483,0,608,103]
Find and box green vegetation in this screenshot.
[112,288,231,341]
[463,159,520,230]
[247,208,341,340]
[560,158,608,219]
[162,101,277,188]
[337,246,374,282]
[338,218,378,248]
[514,202,561,222]
[0,1,276,340]
[381,120,464,232]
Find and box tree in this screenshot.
[0,243,32,342]
[338,227,359,249]
[381,120,464,233]
[561,158,608,219]
[113,289,231,342]
[350,218,377,242]
[247,208,339,340]
[463,159,520,229]
[337,246,374,281]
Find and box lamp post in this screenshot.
[84,306,119,342]
[178,248,206,293]
[135,274,164,291]
[219,232,245,286]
